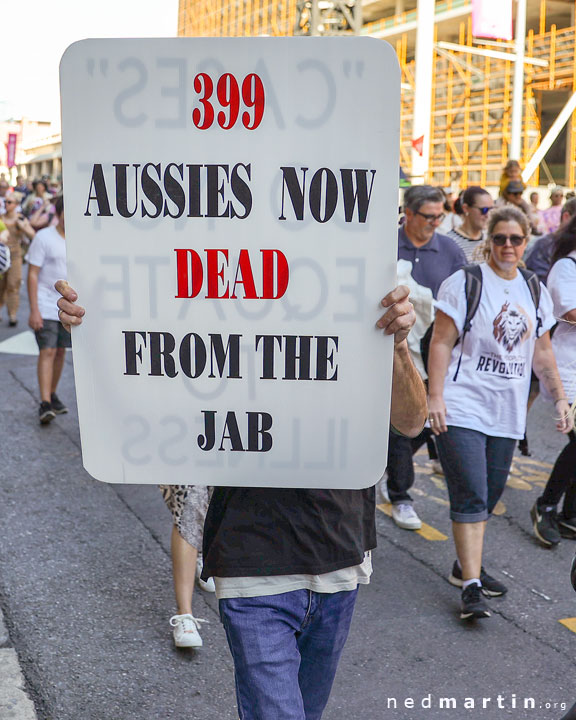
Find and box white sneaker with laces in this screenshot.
[391,503,422,530]
[196,555,216,593]
[170,613,207,648]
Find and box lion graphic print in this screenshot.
[493,302,532,352]
[435,263,555,439]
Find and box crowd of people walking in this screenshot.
[376,176,576,624]
[1,165,575,720]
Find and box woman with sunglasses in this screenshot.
[427,206,573,620]
[0,192,35,326]
[447,186,494,263]
[530,214,576,546]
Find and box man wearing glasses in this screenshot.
[384,185,466,531]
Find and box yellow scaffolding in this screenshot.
[178,0,576,187]
[178,0,296,37]
[393,5,576,187]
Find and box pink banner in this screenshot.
[6,133,17,168]
[472,0,513,41]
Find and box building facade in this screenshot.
[16,133,62,183]
[0,118,54,182]
[178,0,576,188]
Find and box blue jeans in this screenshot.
[436,426,516,523]
[219,588,359,720]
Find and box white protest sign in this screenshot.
[60,38,400,488]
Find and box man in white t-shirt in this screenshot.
[26,196,70,424]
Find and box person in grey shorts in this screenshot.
[26,196,70,424]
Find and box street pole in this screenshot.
[411,0,435,183]
[510,0,527,160]
[311,0,320,36]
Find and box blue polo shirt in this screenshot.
[398,226,466,298]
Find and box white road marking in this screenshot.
[0,331,38,356]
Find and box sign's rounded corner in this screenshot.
[83,462,115,485]
[60,38,92,73]
[353,36,401,82]
[377,39,402,75]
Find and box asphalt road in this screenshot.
[0,289,575,720]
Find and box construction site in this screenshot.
[177,0,576,190]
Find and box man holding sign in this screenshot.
[59,36,423,718]
[57,279,426,719]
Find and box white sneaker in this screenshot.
[196,555,216,593]
[391,503,422,530]
[170,613,207,648]
[431,460,444,476]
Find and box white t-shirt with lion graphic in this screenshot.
[435,263,555,439]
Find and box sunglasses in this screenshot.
[491,233,525,247]
[472,205,492,215]
[415,211,446,223]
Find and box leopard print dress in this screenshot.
[159,485,211,551]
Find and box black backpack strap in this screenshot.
[463,264,483,330]
[519,267,542,337]
[452,265,483,381]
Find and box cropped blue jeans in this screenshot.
[436,425,516,523]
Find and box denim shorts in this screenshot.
[35,319,72,350]
[436,425,516,523]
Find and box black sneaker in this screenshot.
[518,434,531,456]
[50,393,68,415]
[460,583,491,620]
[448,561,508,597]
[39,401,56,425]
[531,503,561,547]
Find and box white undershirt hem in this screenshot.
[214,551,373,600]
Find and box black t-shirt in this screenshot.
[201,486,376,579]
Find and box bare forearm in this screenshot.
[27,272,40,314]
[427,340,453,399]
[390,340,427,437]
[533,346,566,402]
[23,225,35,241]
